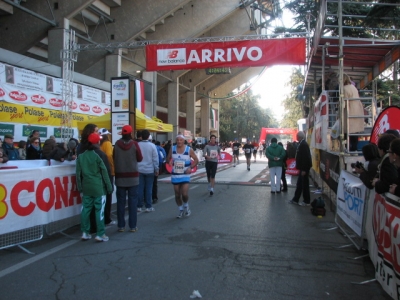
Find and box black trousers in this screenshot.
[281,167,287,190]
[293,170,310,204]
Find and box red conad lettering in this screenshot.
[69,176,82,205]
[36,178,54,212]
[54,176,69,209]
[10,181,35,216]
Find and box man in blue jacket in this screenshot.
[2,134,19,160]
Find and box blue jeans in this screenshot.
[137,173,154,209]
[116,185,138,229]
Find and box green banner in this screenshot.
[22,125,48,138]
[0,123,15,136]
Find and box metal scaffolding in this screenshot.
[60,29,78,142]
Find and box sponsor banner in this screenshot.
[336,171,367,237]
[0,101,91,127]
[0,122,78,142]
[0,83,110,116]
[370,106,400,144]
[313,91,329,150]
[369,193,400,299]
[286,158,300,175]
[111,112,129,145]
[319,150,340,192]
[0,164,82,235]
[218,152,233,164]
[146,38,306,71]
[0,62,111,110]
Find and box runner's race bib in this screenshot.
[210,150,218,158]
[233,146,238,150]
[245,149,250,153]
[173,160,185,174]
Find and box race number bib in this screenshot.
[173,160,185,174]
[210,150,218,158]
[233,146,238,150]
[245,148,250,153]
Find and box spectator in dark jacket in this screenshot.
[353,143,380,189]
[26,137,42,160]
[2,134,19,160]
[113,125,143,232]
[42,138,57,159]
[278,142,288,192]
[289,131,312,206]
[372,133,398,194]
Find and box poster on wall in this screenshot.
[111,77,130,113]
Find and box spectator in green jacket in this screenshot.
[76,133,112,242]
[266,137,286,193]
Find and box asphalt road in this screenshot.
[0,172,392,300]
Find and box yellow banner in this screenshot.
[0,101,95,127]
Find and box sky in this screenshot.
[250,8,298,122]
[251,65,294,122]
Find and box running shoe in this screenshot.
[81,232,91,241]
[177,210,184,219]
[145,207,155,212]
[185,208,191,217]
[210,188,214,196]
[130,227,138,232]
[137,207,142,213]
[95,234,109,242]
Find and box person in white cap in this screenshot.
[166,134,199,218]
[99,128,116,226]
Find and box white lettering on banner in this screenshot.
[0,165,82,235]
[370,193,400,299]
[186,47,263,65]
[336,171,366,237]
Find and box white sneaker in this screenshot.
[185,208,191,217]
[137,207,142,212]
[145,207,155,212]
[81,232,91,241]
[95,234,109,242]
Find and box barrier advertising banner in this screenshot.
[369,193,400,300]
[286,158,300,175]
[0,164,82,235]
[370,106,400,144]
[146,38,306,71]
[336,171,367,237]
[319,150,340,192]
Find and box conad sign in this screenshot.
[146,38,306,71]
[0,165,82,235]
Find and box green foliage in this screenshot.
[219,90,278,142]
[281,68,305,128]
[282,0,400,39]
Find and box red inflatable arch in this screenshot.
[259,128,298,143]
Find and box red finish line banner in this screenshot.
[145,38,306,71]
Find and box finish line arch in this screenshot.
[259,128,298,143]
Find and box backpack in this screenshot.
[311,197,326,216]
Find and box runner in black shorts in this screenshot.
[232,139,241,167]
[203,135,220,195]
[242,139,254,171]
